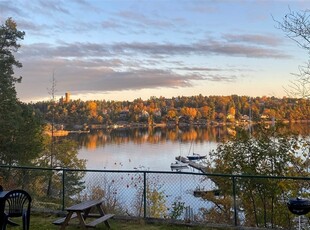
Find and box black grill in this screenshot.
[287,197,310,215]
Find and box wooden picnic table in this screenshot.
[53,199,114,229]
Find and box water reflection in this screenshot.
[68,123,310,170]
[71,123,310,149]
[72,126,232,150]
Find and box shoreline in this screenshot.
[45,119,310,136]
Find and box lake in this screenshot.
[69,123,310,220]
[73,123,310,171]
[76,126,218,171]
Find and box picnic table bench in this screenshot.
[53,199,114,229]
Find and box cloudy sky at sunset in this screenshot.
[1,0,309,102]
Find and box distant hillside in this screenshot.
[30,95,310,129]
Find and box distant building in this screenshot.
[153,109,162,117]
[59,92,71,104]
[260,114,269,120]
[140,110,149,118]
[119,110,130,120]
[240,115,250,122]
[65,92,70,103]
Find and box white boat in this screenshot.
[170,161,188,169]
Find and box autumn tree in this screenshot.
[87,101,97,118]
[180,107,197,121]
[38,135,86,197]
[32,95,310,126]
[200,105,210,119]
[227,107,236,122]
[166,109,177,120]
[131,174,167,218]
[206,124,310,228]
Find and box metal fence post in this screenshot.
[143,171,146,218]
[232,176,238,226]
[62,168,65,211]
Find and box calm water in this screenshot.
[71,123,310,216]
[73,123,310,171]
[78,138,216,171]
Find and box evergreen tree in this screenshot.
[0,18,43,166]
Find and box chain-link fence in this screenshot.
[0,165,309,229]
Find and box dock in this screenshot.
[175,156,208,173]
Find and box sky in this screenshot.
[1,0,310,102]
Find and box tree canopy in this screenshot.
[0,18,43,166]
[204,124,310,227]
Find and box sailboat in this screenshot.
[171,140,189,170]
[170,161,188,169]
[186,140,206,161]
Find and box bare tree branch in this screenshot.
[274,8,310,51]
[275,8,310,99]
[283,62,310,99]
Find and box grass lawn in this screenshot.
[5,213,228,230]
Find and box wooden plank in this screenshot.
[76,212,87,229]
[86,213,101,218]
[85,214,115,228]
[66,200,103,211]
[53,213,77,225]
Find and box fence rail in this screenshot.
[0,165,309,229]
